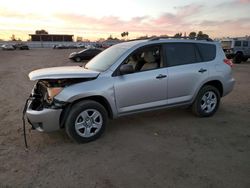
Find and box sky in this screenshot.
[0,0,250,41]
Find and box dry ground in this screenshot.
[0,48,249,188]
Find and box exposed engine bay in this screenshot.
[30,78,91,110]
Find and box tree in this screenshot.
[197,31,203,38]
[107,35,114,40]
[35,29,48,34]
[10,34,16,41]
[160,34,169,38]
[136,35,149,40]
[197,31,209,39]
[189,32,196,39]
[174,33,182,38]
[121,31,129,38]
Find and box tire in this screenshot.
[65,100,108,143]
[242,57,248,62]
[192,85,220,117]
[233,53,242,64]
[75,57,81,62]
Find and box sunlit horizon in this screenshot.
[0,0,250,41]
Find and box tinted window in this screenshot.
[165,43,201,67]
[243,41,248,47]
[196,43,216,61]
[235,41,241,47]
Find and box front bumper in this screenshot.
[26,100,62,132]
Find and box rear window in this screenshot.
[196,43,216,62]
[235,41,241,47]
[164,43,201,67]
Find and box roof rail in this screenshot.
[149,36,213,42]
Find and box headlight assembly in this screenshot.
[47,87,63,100]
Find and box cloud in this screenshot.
[0,8,42,20]
[199,18,250,37]
[54,4,204,36]
[174,4,204,17]
[0,2,249,40]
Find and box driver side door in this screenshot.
[113,44,168,115]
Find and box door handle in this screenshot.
[156,74,167,79]
[198,68,207,73]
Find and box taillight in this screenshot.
[224,59,233,67]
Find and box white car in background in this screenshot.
[1,44,15,50]
[221,38,250,64]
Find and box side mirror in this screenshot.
[119,64,134,75]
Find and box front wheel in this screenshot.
[75,57,81,62]
[65,100,108,143]
[192,85,220,117]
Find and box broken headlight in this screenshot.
[47,87,63,101]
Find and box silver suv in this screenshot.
[26,38,235,143]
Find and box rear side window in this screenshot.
[164,43,201,67]
[243,41,248,47]
[235,41,241,47]
[196,43,216,62]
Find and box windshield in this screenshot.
[85,46,127,72]
[78,49,87,53]
[221,41,232,49]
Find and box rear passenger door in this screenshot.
[164,43,211,104]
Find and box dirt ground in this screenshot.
[0,48,249,188]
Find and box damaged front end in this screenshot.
[26,78,86,132]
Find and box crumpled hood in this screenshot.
[29,66,100,81]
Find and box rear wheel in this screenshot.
[65,100,108,143]
[233,53,243,64]
[192,85,220,117]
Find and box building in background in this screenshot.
[29,34,74,42]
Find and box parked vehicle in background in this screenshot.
[53,44,68,49]
[76,43,86,48]
[85,44,95,49]
[1,44,15,50]
[221,38,250,64]
[69,48,102,62]
[94,43,103,48]
[13,43,29,50]
[101,43,111,49]
[26,38,235,143]
[67,44,78,49]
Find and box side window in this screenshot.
[196,43,216,61]
[235,41,241,47]
[243,41,248,47]
[84,50,90,54]
[164,43,200,67]
[123,45,163,73]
